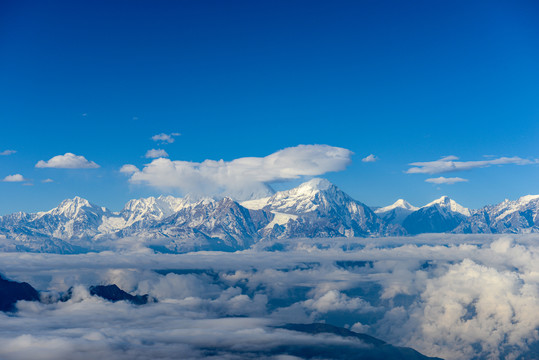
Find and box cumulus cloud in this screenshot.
[425,176,468,185]
[119,164,139,174]
[151,132,180,144]
[0,150,16,156]
[2,174,26,182]
[144,149,169,159]
[406,155,537,174]
[362,154,378,162]
[42,178,54,183]
[36,153,100,169]
[122,144,353,200]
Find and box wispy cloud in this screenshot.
[36,153,100,169]
[362,154,378,163]
[2,174,26,182]
[122,144,353,200]
[151,132,180,144]
[42,178,54,183]
[0,150,16,156]
[425,176,468,185]
[145,149,169,159]
[406,156,537,174]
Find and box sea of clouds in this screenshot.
[2,234,539,359]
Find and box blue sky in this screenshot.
[1,0,538,214]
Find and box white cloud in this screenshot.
[119,164,139,174]
[2,174,26,182]
[151,132,180,144]
[144,149,169,159]
[42,178,54,183]
[406,156,538,174]
[0,150,16,156]
[3,235,539,359]
[425,176,468,185]
[36,153,100,169]
[361,154,378,162]
[122,144,353,200]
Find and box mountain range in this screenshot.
[0,178,537,253]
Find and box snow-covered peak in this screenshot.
[297,178,333,192]
[424,196,470,217]
[491,194,539,222]
[261,178,340,213]
[517,195,539,204]
[375,199,418,214]
[121,195,192,225]
[40,196,99,218]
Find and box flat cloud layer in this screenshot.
[2,234,539,360]
[425,176,468,184]
[406,155,537,174]
[121,144,353,200]
[36,153,100,169]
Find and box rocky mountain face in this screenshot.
[242,178,390,239]
[0,179,537,253]
[454,195,539,234]
[402,196,471,235]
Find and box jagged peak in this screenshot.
[424,196,470,217]
[375,199,418,213]
[35,196,99,218]
[60,196,91,207]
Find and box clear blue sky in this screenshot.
[1,0,538,214]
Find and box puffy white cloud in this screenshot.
[2,174,26,182]
[425,176,468,185]
[119,164,139,174]
[42,178,54,183]
[36,153,99,169]
[361,154,378,162]
[406,156,537,174]
[303,290,376,313]
[151,132,180,143]
[122,144,353,200]
[144,149,169,158]
[0,150,16,156]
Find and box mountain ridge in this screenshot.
[1,178,538,253]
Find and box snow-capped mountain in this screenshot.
[375,199,418,225]
[0,197,109,243]
[402,196,470,234]
[1,180,537,253]
[126,197,273,252]
[454,195,539,234]
[242,178,391,238]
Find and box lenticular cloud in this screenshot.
[121,144,353,200]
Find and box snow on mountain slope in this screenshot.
[21,197,109,241]
[137,197,273,251]
[243,178,390,238]
[375,199,418,225]
[454,194,539,234]
[402,196,470,235]
[424,196,471,217]
[1,180,538,253]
